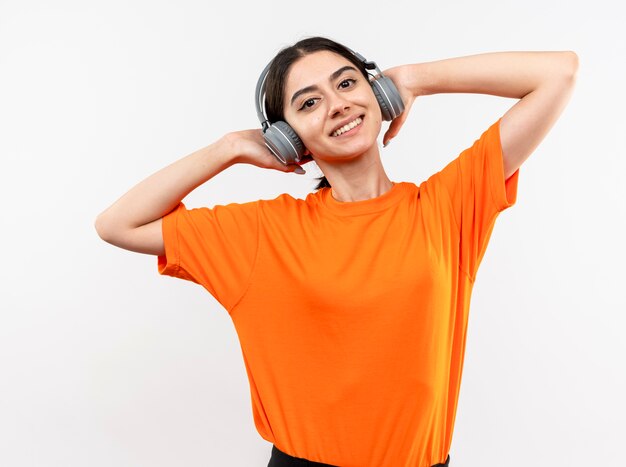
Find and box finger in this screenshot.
[284,163,306,174]
[383,116,405,146]
[383,99,413,146]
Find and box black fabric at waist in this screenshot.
[268,445,451,467]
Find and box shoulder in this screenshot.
[257,189,327,210]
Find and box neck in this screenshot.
[314,145,393,202]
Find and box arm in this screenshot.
[383,51,579,178]
[94,128,306,256]
[94,138,237,256]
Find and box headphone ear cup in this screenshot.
[264,121,305,165]
[370,76,405,121]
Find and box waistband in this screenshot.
[268,445,451,466]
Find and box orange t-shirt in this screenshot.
[158,118,519,467]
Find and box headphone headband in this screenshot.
[255,60,273,131]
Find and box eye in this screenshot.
[339,78,356,89]
[298,98,318,111]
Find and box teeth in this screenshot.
[332,117,363,137]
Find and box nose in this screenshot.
[327,92,350,118]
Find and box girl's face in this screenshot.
[282,50,382,163]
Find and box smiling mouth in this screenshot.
[330,115,365,137]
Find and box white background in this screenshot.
[1,0,624,465]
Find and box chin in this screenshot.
[319,142,377,160]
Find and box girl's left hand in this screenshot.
[380,65,419,147]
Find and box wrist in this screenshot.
[406,62,434,97]
[212,134,241,167]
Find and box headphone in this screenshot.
[254,48,405,165]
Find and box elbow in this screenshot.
[548,51,578,89]
[94,214,109,242]
[94,213,116,244]
[564,51,579,80]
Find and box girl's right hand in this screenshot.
[222,129,314,174]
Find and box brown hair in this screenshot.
[263,36,369,191]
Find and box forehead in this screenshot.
[284,50,356,95]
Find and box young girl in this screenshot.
[95,36,577,467]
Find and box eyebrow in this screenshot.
[290,65,359,107]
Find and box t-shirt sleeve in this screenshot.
[157,200,259,312]
[433,117,520,282]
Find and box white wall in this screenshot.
[1,0,623,465]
